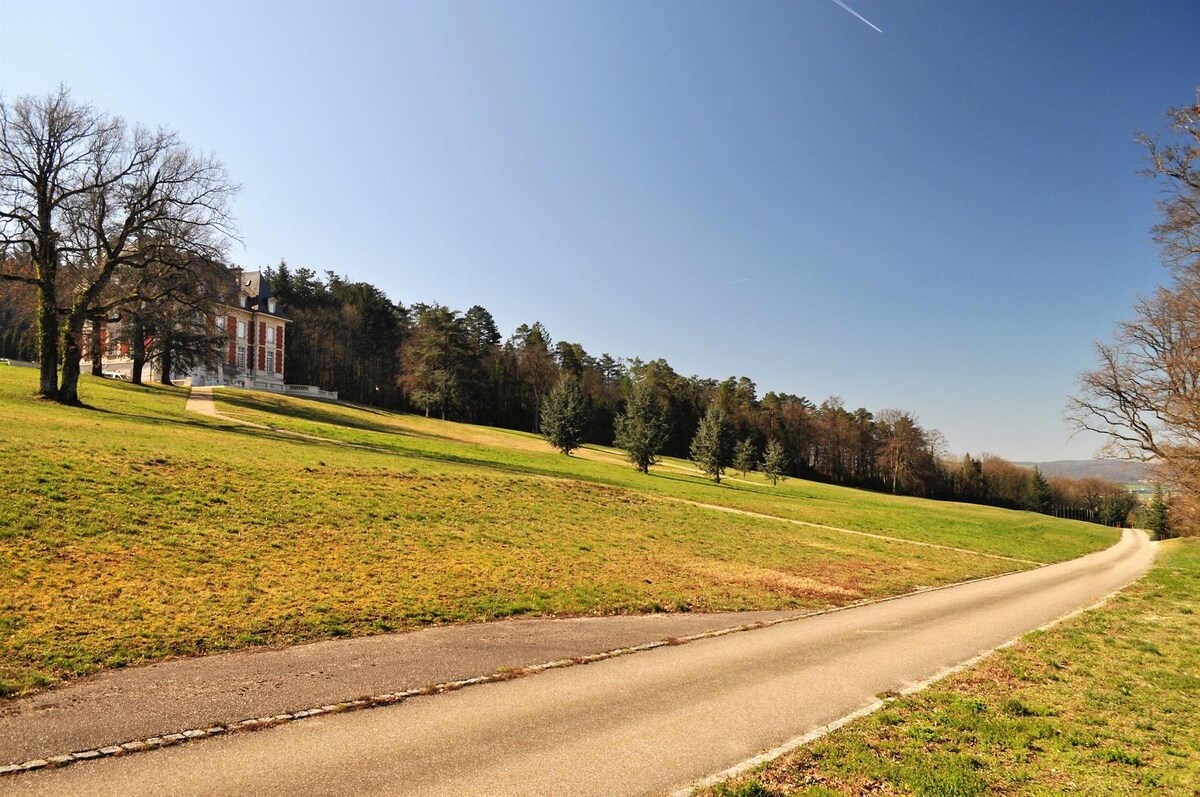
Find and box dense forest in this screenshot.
[259,262,1139,525]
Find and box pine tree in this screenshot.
[1148,484,1172,540]
[762,439,789,486]
[541,376,588,454]
[1100,492,1136,528]
[614,380,669,473]
[690,405,734,483]
[733,437,757,477]
[1024,466,1053,514]
[401,305,471,420]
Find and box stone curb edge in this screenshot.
[5,531,1122,779]
[0,628,757,777]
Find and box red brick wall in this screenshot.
[275,325,284,373]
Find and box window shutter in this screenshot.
[228,315,238,365]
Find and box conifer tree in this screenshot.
[614,380,669,473]
[1148,484,1172,540]
[690,405,734,483]
[762,439,789,486]
[541,376,588,454]
[733,437,757,477]
[1024,466,1053,514]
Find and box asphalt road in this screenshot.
[5,529,1154,797]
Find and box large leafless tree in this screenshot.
[0,87,237,404]
[1070,89,1200,532]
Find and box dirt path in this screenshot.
[184,386,267,427]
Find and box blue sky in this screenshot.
[2,1,1198,461]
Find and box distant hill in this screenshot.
[1018,459,1151,484]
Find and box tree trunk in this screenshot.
[35,281,59,399]
[131,317,146,385]
[89,318,104,376]
[57,318,85,405]
[159,330,174,385]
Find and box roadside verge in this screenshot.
[690,535,1194,797]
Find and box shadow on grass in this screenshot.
[215,390,464,444]
[74,378,818,517]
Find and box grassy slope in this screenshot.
[214,390,1111,564]
[706,539,1200,797]
[0,368,1113,696]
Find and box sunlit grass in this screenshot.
[0,367,1113,696]
[705,539,1200,797]
[214,388,1114,563]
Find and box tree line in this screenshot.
[265,263,1136,520]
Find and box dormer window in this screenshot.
[267,298,277,314]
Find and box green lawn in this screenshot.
[213,389,1113,563]
[704,538,1200,797]
[0,368,1115,696]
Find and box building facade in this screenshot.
[97,268,291,391]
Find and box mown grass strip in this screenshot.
[701,538,1200,797]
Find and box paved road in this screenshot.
[1,610,796,764]
[6,530,1153,797]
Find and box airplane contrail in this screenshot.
[831,0,882,33]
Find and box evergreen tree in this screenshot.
[733,437,757,477]
[1100,491,1138,527]
[1148,484,1172,540]
[1024,466,1053,514]
[762,439,789,486]
[401,305,471,420]
[690,405,734,483]
[541,376,588,454]
[614,380,669,473]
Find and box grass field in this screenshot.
[704,538,1200,797]
[0,367,1115,696]
[213,389,1112,563]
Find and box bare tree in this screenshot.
[110,253,234,384]
[1139,89,1200,275]
[875,409,933,495]
[1070,90,1200,533]
[0,87,237,404]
